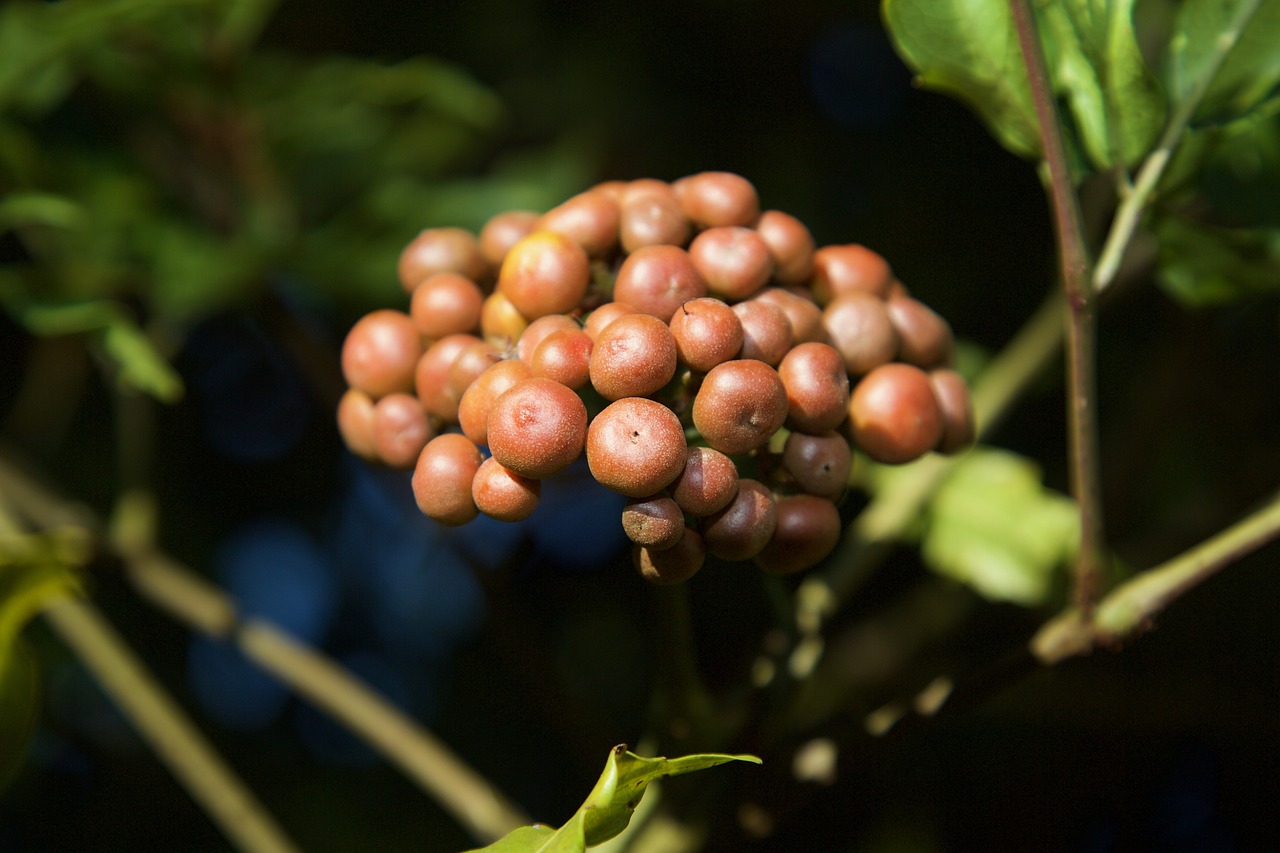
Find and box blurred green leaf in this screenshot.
[920,448,1078,605]
[1154,216,1280,306]
[465,747,760,853]
[0,639,37,793]
[16,301,184,402]
[0,192,85,232]
[1038,1,1165,168]
[1168,0,1280,124]
[883,0,1041,160]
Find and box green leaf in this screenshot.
[1168,0,1280,124]
[464,747,760,853]
[920,448,1078,605]
[1153,216,1280,306]
[883,0,1042,160]
[1037,0,1166,168]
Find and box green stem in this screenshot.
[1093,0,1264,292]
[0,452,530,844]
[42,596,302,853]
[1010,0,1106,615]
[1032,490,1280,664]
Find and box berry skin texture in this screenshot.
[487,378,588,479]
[589,313,678,400]
[341,309,423,399]
[612,245,707,321]
[848,363,943,464]
[782,431,852,500]
[755,210,815,286]
[498,230,591,320]
[692,359,788,456]
[669,297,744,373]
[472,456,541,522]
[676,171,760,228]
[929,368,976,454]
[823,292,899,377]
[634,527,705,585]
[688,226,774,302]
[754,495,842,575]
[586,398,688,497]
[412,433,484,526]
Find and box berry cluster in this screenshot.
[338,172,974,583]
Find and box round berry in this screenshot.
[372,393,434,470]
[688,226,774,302]
[458,358,532,446]
[621,496,686,551]
[848,363,943,464]
[612,245,707,321]
[586,397,687,497]
[753,287,826,344]
[810,244,894,303]
[589,313,678,400]
[537,190,620,258]
[472,456,541,522]
[620,189,692,252]
[929,368,976,454]
[669,297,744,373]
[754,495,841,575]
[782,431,852,500]
[669,446,740,517]
[676,171,760,228]
[755,210,815,286]
[341,309,423,399]
[777,342,850,434]
[700,479,776,561]
[530,328,594,390]
[399,227,487,292]
[409,273,484,339]
[487,377,588,478]
[733,299,792,366]
[480,291,529,348]
[412,433,483,526]
[823,293,899,376]
[479,210,540,271]
[336,388,378,461]
[497,230,591,320]
[583,301,639,341]
[886,295,954,369]
[691,359,788,455]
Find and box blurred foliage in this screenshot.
[0,0,589,400]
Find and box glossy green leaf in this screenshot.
[1038,0,1165,167]
[921,448,1078,605]
[465,747,760,853]
[883,0,1041,160]
[1168,0,1280,124]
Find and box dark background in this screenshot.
[1,1,1278,851]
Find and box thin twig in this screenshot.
[1093,0,1265,292]
[1032,490,1280,663]
[42,596,303,853]
[1009,0,1106,615]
